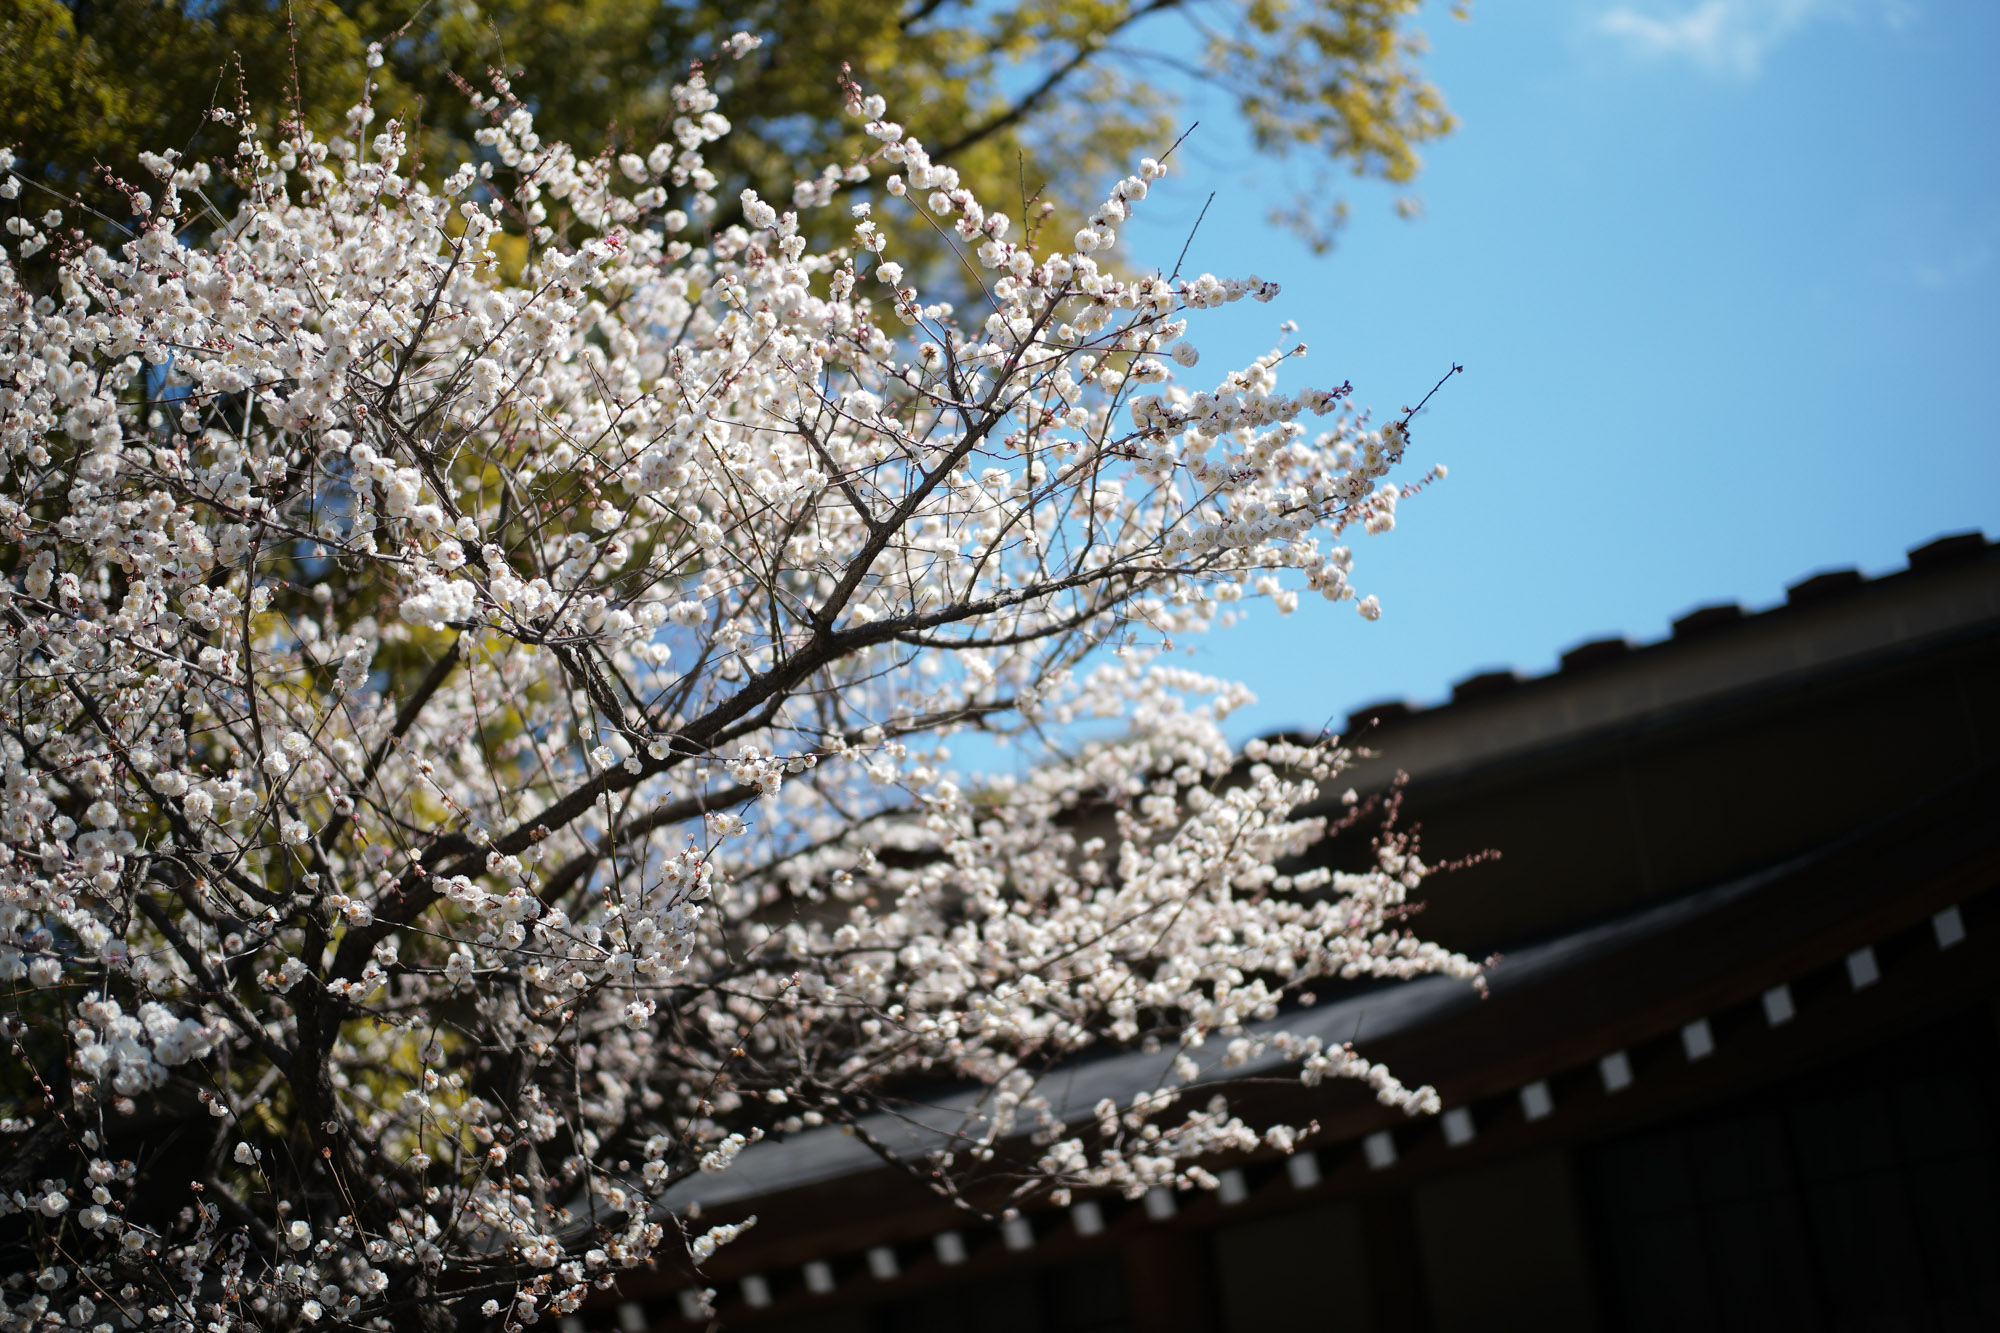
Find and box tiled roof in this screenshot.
[1326,530,1999,789]
[1345,530,1993,733]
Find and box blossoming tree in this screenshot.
[0,38,1477,1331]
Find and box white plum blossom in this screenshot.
[0,44,1465,1333]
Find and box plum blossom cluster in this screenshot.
[0,39,1468,1331]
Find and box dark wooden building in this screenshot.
[585,531,2000,1333]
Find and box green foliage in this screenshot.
[1,0,368,187]
[2,0,1459,255]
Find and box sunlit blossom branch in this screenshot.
[0,33,1475,1331]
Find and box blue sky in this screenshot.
[1113,0,2000,742]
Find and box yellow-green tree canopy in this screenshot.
[3,0,1457,254]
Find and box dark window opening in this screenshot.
[1581,1011,2000,1333]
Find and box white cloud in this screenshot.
[1595,0,1896,77]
